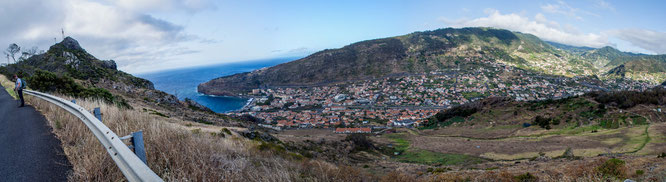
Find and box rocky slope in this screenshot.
[199,27,666,96]
[0,37,238,126]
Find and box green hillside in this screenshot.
[198,27,666,96]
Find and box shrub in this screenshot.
[27,69,130,108]
[514,172,538,182]
[599,119,620,129]
[596,158,626,178]
[257,142,286,153]
[559,147,581,160]
[658,152,666,158]
[635,169,644,175]
[431,167,451,174]
[533,116,552,129]
[345,133,375,152]
[591,87,666,109]
[221,128,232,135]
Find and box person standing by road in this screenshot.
[14,74,25,107]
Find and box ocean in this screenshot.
[137,57,298,113]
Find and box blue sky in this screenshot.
[1,0,665,73]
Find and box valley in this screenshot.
[1,28,664,181]
[2,0,666,181]
[231,55,653,130]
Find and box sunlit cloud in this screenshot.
[444,9,610,48]
[611,29,666,54]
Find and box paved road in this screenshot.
[0,89,71,181]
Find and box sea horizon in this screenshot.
[137,57,300,113]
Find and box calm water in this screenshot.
[137,57,298,113]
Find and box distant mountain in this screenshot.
[199,27,666,96]
[546,41,594,54]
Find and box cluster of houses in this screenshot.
[234,57,655,132]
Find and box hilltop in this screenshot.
[0,37,236,126]
[3,37,153,91]
[199,27,666,96]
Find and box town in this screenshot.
[231,58,654,131]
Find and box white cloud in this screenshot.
[541,1,600,20]
[446,9,610,48]
[541,2,582,20]
[534,13,560,28]
[110,0,216,13]
[611,29,666,54]
[0,0,213,73]
[595,0,615,11]
[61,0,202,72]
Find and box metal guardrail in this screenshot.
[24,90,163,182]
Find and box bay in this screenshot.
[137,57,298,113]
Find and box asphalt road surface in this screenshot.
[0,89,71,181]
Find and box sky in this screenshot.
[1,0,665,74]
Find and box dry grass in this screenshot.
[4,75,663,181]
[0,74,17,99]
[24,94,366,181]
[0,74,365,181]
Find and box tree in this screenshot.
[26,46,38,55]
[18,46,38,62]
[6,43,20,63]
[4,52,9,65]
[533,115,552,129]
[345,134,375,152]
[20,52,30,61]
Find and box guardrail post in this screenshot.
[93,107,102,121]
[121,131,148,165]
[132,131,147,164]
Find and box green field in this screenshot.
[385,133,485,165]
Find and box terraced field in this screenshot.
[377,121,662,163]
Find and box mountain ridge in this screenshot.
[199,27,666,96]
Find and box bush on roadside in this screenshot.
[26,69,130,109]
